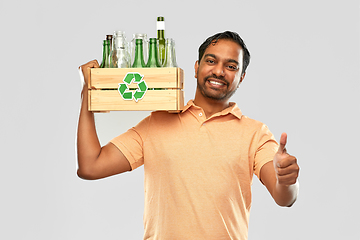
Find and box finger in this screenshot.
[276,160,299,176]
[277,132,287,154]
[79,60,100,84]
[91,59,100,68]
[84,60,100,76]
[79,59,100,72]
[277,155,297,169]
[277,172,298,185]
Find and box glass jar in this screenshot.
[110,31,131,68]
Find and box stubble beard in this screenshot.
[196,75,238,101]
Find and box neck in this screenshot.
[193,90,230,118]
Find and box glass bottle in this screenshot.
[163,38,178,67]
[106,34,113,53]
[100,39,110,68]
[110,31,130,68]
[132,39,145,68]
[157,16,165,66]
[146,38,161,68]
[130,33,149,66]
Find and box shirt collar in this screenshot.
[182,100,242,120]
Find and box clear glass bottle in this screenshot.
[157,16,165,66]
[100,39,110,68]
[132,39,146,68]
[110,31,130,68]
[146,38,161,68]
[163,38,178,67]
[130,33,149,66]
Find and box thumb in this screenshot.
[278,132,287,154]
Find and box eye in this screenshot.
[227,65,238,71]
[206,59,215,64]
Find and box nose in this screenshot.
[211,63,225,77]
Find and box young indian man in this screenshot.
[77,31,300,240]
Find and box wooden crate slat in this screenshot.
[90,68,183,89]
[89,89,184,111]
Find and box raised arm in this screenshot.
[76,60,131,180]
[260,133,300,207]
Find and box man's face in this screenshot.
[195,39,245,101]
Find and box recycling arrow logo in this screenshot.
[118,72,148,102]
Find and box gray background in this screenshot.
[1,0,359,239]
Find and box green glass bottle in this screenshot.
[146,38,161,68]
[132,39,145,68]
[100,39,110,68]
[157,16,165,66]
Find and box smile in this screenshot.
[209,80,225,86]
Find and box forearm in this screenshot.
[77,85,101,175]
[272,181,299,207]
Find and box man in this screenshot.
[77,31,300,240]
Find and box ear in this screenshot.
[194,61,199,78]
[237,72,246,88]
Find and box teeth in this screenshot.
[209,81,224,86]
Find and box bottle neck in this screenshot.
[146,40,161,67]
[113,39,126,49]
[105,41,110,53]
[132,41,145,68]
[113,32,127,50]
[164,39,178,67]
[157,21,165,39]
[100,40,111,68]
[110,33,130,68]
[106,35,113,52]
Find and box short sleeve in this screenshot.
[110,116,150,170]
[253,124,279,179]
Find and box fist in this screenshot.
[273,133,299,186]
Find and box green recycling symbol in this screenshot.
[118,72,148,102]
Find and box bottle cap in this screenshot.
[157,16,164,21]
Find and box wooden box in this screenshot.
[88,68,184,111]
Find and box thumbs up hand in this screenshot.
[273,133,299,186]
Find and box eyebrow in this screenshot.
[204,54,239,66]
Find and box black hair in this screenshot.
[198,31,250,75]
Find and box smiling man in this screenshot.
[194,35,247,117]
[77,31,300,240]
